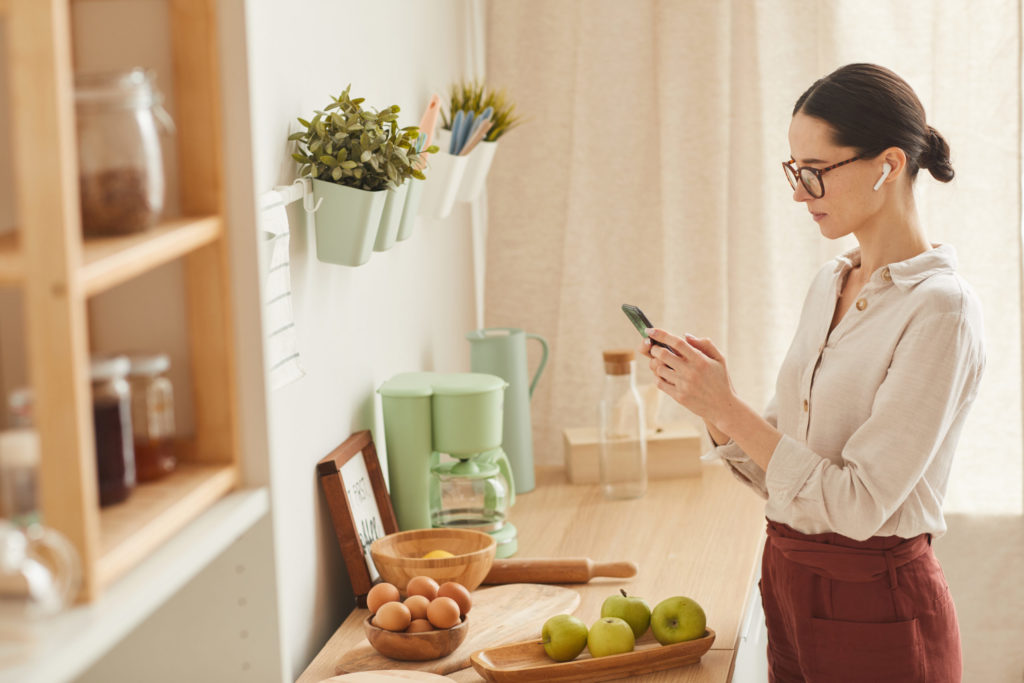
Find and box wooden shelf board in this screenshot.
[80,214,222,296]
[0,231,23,285]
[0,486,268,683]
[96,461,238,590]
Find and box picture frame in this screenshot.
[317,430,399,604]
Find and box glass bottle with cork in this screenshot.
[599,349,647,500]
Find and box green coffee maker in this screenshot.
[378,372,518,557]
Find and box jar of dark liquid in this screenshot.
[127,353,176,482]
[90,356,135,506]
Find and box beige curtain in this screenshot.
[484,0,1021,514]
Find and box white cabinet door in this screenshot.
[732,563,769,682]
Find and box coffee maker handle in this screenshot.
[526,333,549,398]
[495,449,516,507]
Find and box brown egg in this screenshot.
[426,596,461,629]
[406,575,440,601]
[405,618,434,633]
[436,581,473,615]
[403,594,430,620]
[366,582,401,614]
[374,600,412,632]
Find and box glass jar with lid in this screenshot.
[1,387,40,527]
[90,355,135,506]
[75,68,174,237]
[126,353,176,482]
[7,387,33,429]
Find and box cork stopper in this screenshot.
[603,349,635,375]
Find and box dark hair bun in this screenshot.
[922,126,955,183]
[795,64,954,185]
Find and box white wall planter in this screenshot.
[396,178,424,242]
[417,151,468,220]
[456,139,498,202]
[312,179,386,266]
[373,182,410,252]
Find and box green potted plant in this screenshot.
[440,80,522,203]
[290,86,436,265]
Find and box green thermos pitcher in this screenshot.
[466,328,548,493]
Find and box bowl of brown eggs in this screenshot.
[362,575,473,661]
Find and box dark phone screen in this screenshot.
[621,304,673,350]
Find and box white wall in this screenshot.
[245,1,484,675]
[0,0,484,679]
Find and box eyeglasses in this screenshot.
[782,156,861,198]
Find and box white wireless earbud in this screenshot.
[873,162,893,191]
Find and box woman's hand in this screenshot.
[642,329,737,431]
[640,329,782,470]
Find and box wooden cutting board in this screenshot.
[321,672,455,681]
[335,583,580,676]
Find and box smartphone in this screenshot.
[621,304,673,351]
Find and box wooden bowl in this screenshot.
[363,614,469,661]
[370,528,496,592]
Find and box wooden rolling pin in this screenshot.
[482,558,638,584]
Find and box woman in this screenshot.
[641,63,984,682]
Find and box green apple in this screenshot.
[587,616,635,657]
[541,614,588,662]
[650,596,706,645]
[600,589,651,639]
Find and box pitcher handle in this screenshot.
[525,333,549,398]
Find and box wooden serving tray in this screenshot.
[469,628,716,682]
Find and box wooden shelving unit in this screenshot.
[80,215,223,296]
[3,0,240,600]
[96,460,237,589]
[0,232,22,284]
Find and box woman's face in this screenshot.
[787,112,884,240]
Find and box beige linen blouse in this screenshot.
[708,244,985,541]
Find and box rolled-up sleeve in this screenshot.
[764,310,984,540]
[703,394,777,499]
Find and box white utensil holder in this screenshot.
[456,140,498,202]
[418,150,468,220]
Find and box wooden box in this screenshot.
[563,422,704,484]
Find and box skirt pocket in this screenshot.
[796,615,924,683]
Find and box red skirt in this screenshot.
[760,519,961,683]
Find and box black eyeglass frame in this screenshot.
[782,156,862,198]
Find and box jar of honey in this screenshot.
[127,353,176,482]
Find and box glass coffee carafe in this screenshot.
[430,448,517,556]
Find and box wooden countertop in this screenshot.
[297,461,766,682]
